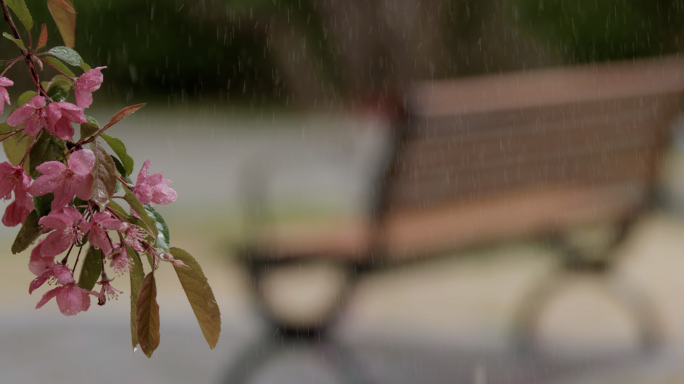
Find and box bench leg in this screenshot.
[243,253,359,337]
[512,241,662,354]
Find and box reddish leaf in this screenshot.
[170,247,221,349]
[128,245,145,351]
[102,103,146,131]
[47,0,76,48]
[136,272,160,358]
[90,142,117,210]
[37,23,48,49]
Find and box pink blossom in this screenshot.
[108,243,131,275]
[0,76,13,115]
[0,162,33,226]
[121,223,146,253]
[74,66,105,109]
[7,96,48,136]
[45,101,86,140]
[89,211,125,254]
[38,207,90,258]
[36,283,97,316]
[133,159,177,205]
[97,279,121,305]
[28,241,76,293]
[29,149,95,211]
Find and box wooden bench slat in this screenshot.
[414,95,673,141]
[402,129,659,172]
[381,183,646,260]
[389,159,655,209]
[410,57,684,116]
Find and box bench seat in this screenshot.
[250,182,645,263]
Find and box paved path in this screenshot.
[2,107,684,383]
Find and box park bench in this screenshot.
[239,55,684,348]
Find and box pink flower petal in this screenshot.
[50,119,75,140]
[0,88,9,115]
[0,77,13,87]
[68,149,95,176]
[28,242,52,276]
[73,174,93,201]
[137,159,151,185]
[50,182,79,212]
[2,200,30,227]
[29,273,51,294]
[35,161,66,177]
[56,286,92,316]
[6,103,34,127]
[36,286,64,308]
[23,114,46,136]
[28,96,46,109]
[0,162,18,198]
[74,67,105,109]
[41,231,74,257]
[53,264,75,285]
[152,184,177,205]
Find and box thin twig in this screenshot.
[0,0,48,97]
[39,57,77,80]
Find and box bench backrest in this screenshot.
[372,57,684,257]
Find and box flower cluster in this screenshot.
[0,0,220,357]
[0,54,185,316]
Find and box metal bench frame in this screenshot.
[240,56,684,348]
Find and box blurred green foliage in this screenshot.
[4,0,680,104]
[17,0,281,102]
[510,0,684,62]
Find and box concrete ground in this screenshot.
[2,106,684,383]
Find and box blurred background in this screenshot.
[3,0,684,383]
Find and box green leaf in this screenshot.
[81,62,91,71]
[16,91,37,106]
[47,46,83,66]
[33,194,54,218]
[47,74,73,91]
[170,247,221,349]
[0,123,12,134]
[2,131,30,166]
[78,247,102,291]
[47,0,76,48]
[80,115,100,140]
[44,56,75,78]
[128,244,145,350]
[144,205,170,253]
[2,32,25,51]
[101,133,134,176]
[106,199,128,220]
[111,155,127,180]
[5,0,33,30]
[123,186,158,239]
[46,85,68,102]
[11,210,41,254]
[136,272,160,358]
[29,132,65,179]
[90,142,117,210]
